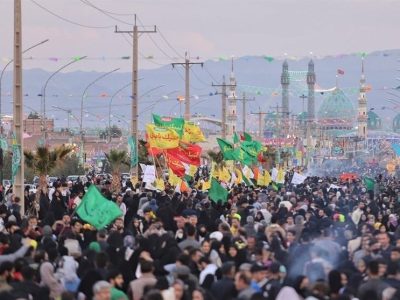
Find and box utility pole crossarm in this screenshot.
[211,79,236,139]
[251,108,268,141]
[236,93,255,133]
[172,54,203,121]
[114,14,156,178]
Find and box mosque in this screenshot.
[268,58,400,165]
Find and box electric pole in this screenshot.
[172,53,203,121]
[251,107,268,141]
[115,15,156,178]
[212,77,236,139]
[236,92,255,133]
[13,0,24,214]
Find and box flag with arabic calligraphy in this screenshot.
[167,142,202,166]
[153,114,185,137]
[165,152,186,177]
[146,124,180,149]
[217,138,235,160]
[182,121,206,143]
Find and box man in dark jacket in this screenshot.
[211,261,237,300]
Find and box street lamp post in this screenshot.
[41,56,87,146]
[0,39,49,137]
[79,68,120,165]
[108,82,132,143]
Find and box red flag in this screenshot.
[166,153,185,177]
[337,69,345,75]
[167,143,202,166]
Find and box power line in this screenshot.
[79,0,134,26]
[29,0,113,29]
[135,17,178,62]
[173,68,202,91]
[120,33,166,66]
[79,0,134,16]
[157,28,184,59]
[203,64,220,84]
[191,68,211,87]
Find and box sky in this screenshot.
[0,0,399,73]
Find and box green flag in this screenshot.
[241,141,259,158]
[240,169,254,186]
[233,147,253,166]
[233,132,240,144]
[209,177,228,203]
[363,177,375,191]
[76,185,122,229]
[217,138,235,160]
[243,132,252,142]
[128,136,138,167]
[153,114,184,137]
[11,143,21,184]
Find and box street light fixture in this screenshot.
[79,68,120,164]
[0,38,49,136]
[108,82,132,143]
[41,55,87,145]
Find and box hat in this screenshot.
[89,241,101,253]
[209,231,223,242]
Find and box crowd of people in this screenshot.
[0,169,399,300]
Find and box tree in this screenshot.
[24,145,73,213]
[105,149,129,193]
[99,125,122,140]
[138,139,151,165]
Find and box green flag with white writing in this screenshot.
[217,138,235,160]
[153,114,185,137]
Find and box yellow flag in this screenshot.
[257,173,265,186]
[219,167,231,182]
[168,168,180,186]
[235,168,243,185]
[211,162,220,178]
[155,178,165,191]
[130,176,138,186]
[202,179,211,191]
[146,124,180,149]
[183,121,206,143]
[276,168,285,184]
[264,170,272,186]
[189,165,197,177]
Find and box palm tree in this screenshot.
[105,149,129,193]
[24,145,73,214]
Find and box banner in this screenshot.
[182,121,206,143]
[153,114,184,137]
[11,143,21,184]
[291,172,307,185]
[167,143,202,166]
[142,165,156,183]
[128,136,138,167]
[146,124,180,149]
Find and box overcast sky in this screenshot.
[0,0,398,72]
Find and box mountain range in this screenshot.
[1,49,399,132]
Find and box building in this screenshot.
[226,58,237,136]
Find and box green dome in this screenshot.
[393,114,400,133]
[317,88,356,127]
[367,111,382,130]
